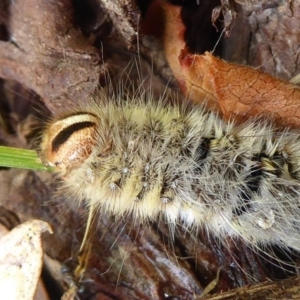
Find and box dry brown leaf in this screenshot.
[0,220,52,300]
[162,2,300,128]
[160,2,186,90]
[179,50,300,127]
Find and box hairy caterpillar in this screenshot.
[40,87,300,256]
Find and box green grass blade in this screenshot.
[0,146,53,171]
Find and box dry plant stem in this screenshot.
[0,0,101,113]
[202,276,300,300]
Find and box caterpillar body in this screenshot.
[41,92,300,254]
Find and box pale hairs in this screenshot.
[40,81,300,259]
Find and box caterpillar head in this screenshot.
[41,113,99,175]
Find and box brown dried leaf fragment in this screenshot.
[162,2,300,128]
[0,220,52,300]
[162,2,186,91]
[180,50,300,127]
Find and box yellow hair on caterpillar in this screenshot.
[40,87,300,253]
